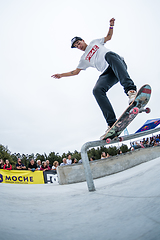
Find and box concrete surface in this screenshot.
[58,146,160,185]
[0,157,160,240]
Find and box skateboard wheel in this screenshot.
[119,137,124,142]
[145,107,151,113]
[132,107,139,115]
[106,138,111,144]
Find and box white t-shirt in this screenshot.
[66,159,72,165]
[77,38,110,73]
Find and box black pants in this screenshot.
[93,51,137,127]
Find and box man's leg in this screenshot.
[105,51,137,94]
[93,67,118,127]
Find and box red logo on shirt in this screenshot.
[85,45,99,62]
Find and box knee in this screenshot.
[105,51,114,62]
[93,84,109,97]
[93,85,102,97]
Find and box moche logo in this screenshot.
[0,174,3,183]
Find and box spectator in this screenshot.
[153,140,158,147]
[40,161,50,171]
[72,158,77,164]
[117,150,122,154]
[106,153,110,158]
[37,160,41,170]
[52,161,59,170]
[142,138,145,144]
[101,152,106,159]
[156,136,160,144]
[60,158,67,166]
[0,159,4,169]
[150,139,154,146]
[67,154,72,165]
[140,141,145,148]
[28,159,38,172]
[135,141,141,148]
[16,158,26,170]
[101,152,110,159]
[3,159,12,170]
[46,160,52,169]
[145,140,150,148]
[133,141,141,149]
[90,157,95,161]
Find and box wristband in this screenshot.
[110,26,113,29]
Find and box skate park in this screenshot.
[1,131,160,240]
[1,1,160,239]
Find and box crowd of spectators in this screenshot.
[0,151,124,171]
[1,136,158,172]
[0,159,12,170]
[60,154,78,166]
[131,134,160,150]
[0,154,78,172]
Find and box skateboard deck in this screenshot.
[100,84,151,141]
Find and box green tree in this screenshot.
[88,148,100,160]
[72,150,81,161]
[35,153,46,162]
[107,146,117,156]
[120,144,129,153]
[21,154,29,169]
[47,152,62,165]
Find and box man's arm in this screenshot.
[51,68,81,79]
[16,166,21,170]
[104,18,115,43]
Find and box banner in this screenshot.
[135,118,160,133]
[0,169,44,184]
[43,170,58,184]
[124,127,129,136]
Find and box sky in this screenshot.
[0,0,160,156]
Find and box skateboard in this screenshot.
[100,84,151,142]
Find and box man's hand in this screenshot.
[51,74,62,79]
[110,18,115,26]
[104,18,115,43]
[51,69,81,79]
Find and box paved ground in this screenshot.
[0,157,160,240]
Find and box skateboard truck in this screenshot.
[130,106,151,115]
[106,136,124,144]
[139,107,151,114]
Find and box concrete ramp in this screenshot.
[0,157,160,240]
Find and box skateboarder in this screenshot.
[51,18,137,135]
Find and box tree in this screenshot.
[47,152,62,165]
[71,150,81,161]
[35,153,46,162]
[120,144,129,153]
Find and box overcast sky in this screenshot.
[1,0,160,155]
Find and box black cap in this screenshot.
[71,36,83,48]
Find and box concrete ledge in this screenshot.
[57,146,160,185]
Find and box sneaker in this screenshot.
[127,90,137,104]
[100,126,111,140]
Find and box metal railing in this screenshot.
[81,127,160,192]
